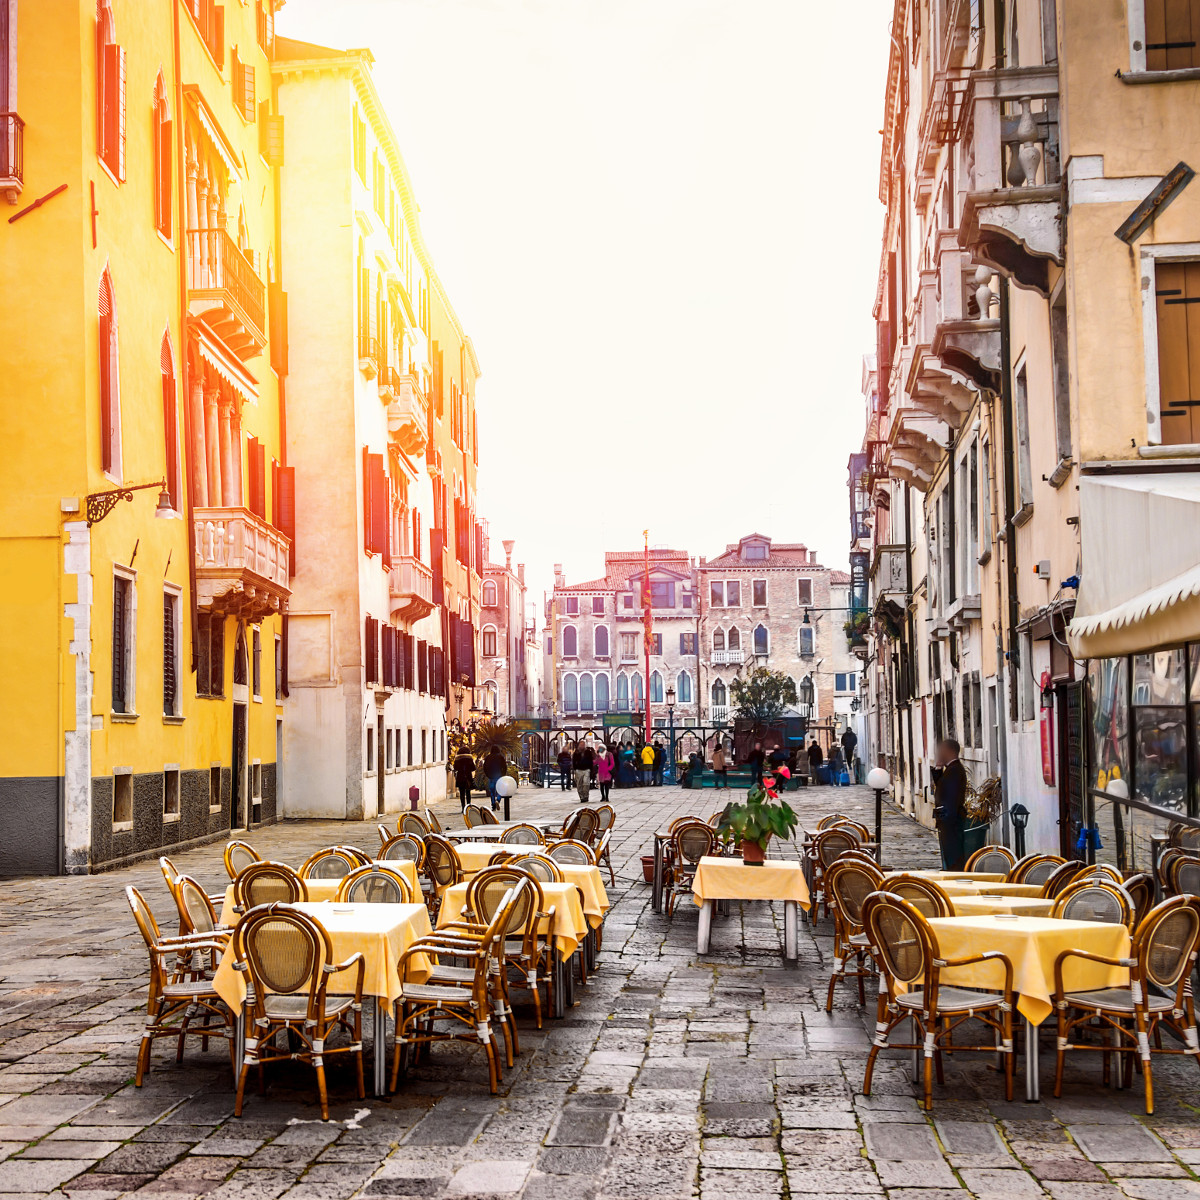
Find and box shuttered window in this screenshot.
[418,641,428,693]
[161,337,179,510]
[163,591,180,715]
[1145,0,1200,70]
[1155,260,1200,445]
[363,450,388,557]
[230,47,255,122]
[274,464,295,575]
[154,73,172,237]
[112,574,132,712]
[252,627,261,697]
[98,269,121,475]
[96,5,126,181]
[365,615,378,685]
[247,437,266,519]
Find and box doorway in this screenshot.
[1057,682,1085,857]
[232,702,247,830]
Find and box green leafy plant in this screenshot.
[729,667,798,731]
[844,610,870,645]
[717,773,800,851]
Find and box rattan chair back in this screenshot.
[1053,879,1133,926]
[1042,860,1088,899]
[842,821,871,843]
[594,804,615,832]
[839,848,883,870]
[378,824,392,846]
[676,823,715,866]
[826,859,884,927]
[424,808,443,833]
[300,848,358,880]
[224,839,261,880]
[235,905,331,1014]
[337,864,413,904]
[400,813,429,836]
[423,835,463,889]
[669,814,701,832]
[1009,853,1065,884]
[501,823,544,845]
[338,845,374,866]
[235,860,307,909]
[468,868,537,938]
[1168,854,1200,897]
[564,807,601,844]
[1079,863,1123,884]
[1169,823,1200,850]
[127,884,165,947]
[816,813,850,830]
[862,891,934,985]
[882,873,953,918]
[1157,847,1189,890]
[159,855,180,892]
[1137,897,1200,992]
[509,853,564,883]
[1123,873,1154,927]
[478,807,500,826]
[965,844,1016,873]
[464,804,484,828]
[175,874,221,934]
[547,839,595,866]
[380,834,426,867]
[815,827,858,867]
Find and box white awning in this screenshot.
[1068,471,1200,658]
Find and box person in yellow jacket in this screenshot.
[640,742,655,787]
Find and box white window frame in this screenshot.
[798,626,815,657]
[251,759,262,808]
[752,623,770,656]
[112,564,137,718]
[482,623,498,657]
[1126,1,1200,75]
[594,625,610,658]
[163,764,181,822]
[751,578,768,607]
[112,766,134,831]
[727,626,741,651]
[482,579,497,606]
[709,580,725,608]
[563,671,579,712]
[579,672,594,712]
[797,577,813,605]
[163,582,182,718]
[209,763,223,812]
[591,596,605,615]
[561,623,578,658]
[595,672,610,711]
[1013,356,1034,512]
[676,669,693,704]
[1140,243,1200,445]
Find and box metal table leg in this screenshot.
[565,951,577,1008]
[372,997,388,1097]
[697,900,713,954]
[652,835,665,914]
[234,1009,245,1079]
[551,938,565,1018]
[783,901,798,965]
[910,1015,920,1084]
[1024,1016,1040,1101]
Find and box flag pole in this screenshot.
[643,529,652,749]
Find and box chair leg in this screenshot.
[857,953,867,1006]
[315,1058,330,1121]
[353,1015,365,1101]
[135,1028,153,1087]
[1003,1006,1014,1102]
[234,1057,251,1117]
[390,1002,406,1092]
[1053,1009,1068,1099]
[1135,1011,1154,1114]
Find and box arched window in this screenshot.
[562,625,577,657]
[596,674,610,712]
[98,266,122,477]
[616,673,629,710]
[727,626,741,650]
[754,624,769,656]
[154,71,172,237]
[713,628,725,651]
[650,671,663,703]
[580,674,594,712]
[482,625,497,657]
[160,333,179,510]
[563,674,578,712]
[96,0,126,181]
[631,672,644,704]
[482,579,497,606]
[233,628,248,686]
[677,671,692,704]
[712,678,727,708]
[594,626,609,657]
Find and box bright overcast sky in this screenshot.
[278,0,891,612]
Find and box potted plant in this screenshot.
[718,769,800,865]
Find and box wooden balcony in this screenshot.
[194,507,290,619]
[386,373,428,458]
[187,228,267,360]
[1,112,24,204]
[389,555,435,623]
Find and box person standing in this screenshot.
[807,738,824,782]
[557,746,573,792]
[711,740,729,789]
[932,737,968,871]
[652,740,665,786]
[573,741,595,803]
[596,744,616,803]
[640,741,655,786]
[483,744,507,812]
[747,740,766,789]
[841,726,858,776]
[453,747,476,812]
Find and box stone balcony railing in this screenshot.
[712,649,744,664]
[194,507,290,619]
[387,374,428,458]
[389,554,435,623]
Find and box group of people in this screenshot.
[555,740,667,803]
[451,743,510,813]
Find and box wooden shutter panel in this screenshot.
[115,44,126,180]
[99,307,113,472]
[269,285,288,374]
[162,368,178,509]
[230,47,240,110]
[248,437,265,518]
[364,615,377,685]
[210,615,225,695]
[163,595,177,714]
[112,578,126,711]
[242,62,256,122]
[275,464,295,575]
[1156,260,1200,444]
[159,117,173,236]
[213,5,225,68]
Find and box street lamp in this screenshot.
[866,766,891,863]
[495,772,517,822]
[85,478,172,526]
[797,674,814,721]
[665,684,676,784]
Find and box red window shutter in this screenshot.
[364,615,376,685]
[362,446,373,553]
[230,47,241,111]
[115,44,126,180]
[242,62,256,122]
[159,116,173,236]
[99,308,113,472]
[275,464,296,575]
[213,5,225,69]
[162,369,178,509]
[269,285,288,375]
[373,456,387,558]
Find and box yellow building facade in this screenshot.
[0,0,289,873]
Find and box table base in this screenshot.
[696,898,799,964]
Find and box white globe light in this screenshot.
[866,767,891,791]
[1104,777,1129,800]
[495,775,517,798]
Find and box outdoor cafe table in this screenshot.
[692,857,811,964]
[909,869,1008,883]
[948,894,1055,917]
[212,901,433,1097]
[921,915,1132,1101]
[435,880,590,1018]
[217,859,420,926]
[449,842,518,874]
[931,879,1046,899]
[446,820,561,842]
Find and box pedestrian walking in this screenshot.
[807,738,824,782]
[711,741,729,789]
[840,726,858,777]
[617,744,637,788]
[652,740,665,786]
[573,742,595,803]
[639,742,655,786]
[932,737,968,871]
[483,744,507,812]
[453,747,476,812]
[828,745,845,785]
[557,746,573,792]
[596,744,616,803]
[747,740,766,788]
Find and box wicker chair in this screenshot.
[500,823,544,845]
[1041,860,1088,899]
[422,835,464,911]
[881,873,954,918]
[380,834,426,868]
[563,807,601,845]
[160,856,223,921]
[508,853,564,883]
[1009,853,1066,885]
[300,848,359,880]
[665,823,715,918]
[336,864,414,904]
[464,804,485,828]
[965,844,1016,874]
[171,874,229,938]
[400,813,429,836]
[424,808,443,834]
[1169,855,1200,898]
[1053,896,1200,1113]
[1082,863,1125,884]
[478,807,500,826]
[392,884,521,1094]
[233,861,307,912]
[547,839,595,867]
[1157,847,1189,893]
[862,891,1015,1111]
[594,828,615,887]
[816,814,850,830]
[224,840,261,881]
[824,858,884,1010]
[377,824,392,847]
[594,803,615,833]
[232,904,365,1120]
[1051,879,1134,927]
[1169,823,1200,851]
[811,827,861,916]
[126,886,233,1086]
[1123,873,1155,928]
[338,845,374,867]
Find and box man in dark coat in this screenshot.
[556,747,573,792]
[453,748,476,812]
[483,744,507,812]
[841,727,858,771]
[931,737,968,871]
[747,741,766,788]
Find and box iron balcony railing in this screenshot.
[1,112,25,190]
[186,227,266,344]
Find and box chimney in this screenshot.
[502,539,515,569]
[554,563,565,587]
[517,563,525,585]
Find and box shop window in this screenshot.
[113,771,132,827]
[163,768,180,818]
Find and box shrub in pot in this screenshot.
[717,769,799,864]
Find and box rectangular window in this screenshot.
[252,627,261,698]
[726,580,741,607]
[752,579,767,607]
[651,634,662,656]
[797,578,813,605]
[1144,2,1200,70]
[592,596,604,615]
[620,632,638,660]
[163,767,180,819]
[421,729,427,763]
[650,581,673,608]
[112,573,134,713]
[251,762,262,807]
[162,590,180,716]
[407,727,413,766]
[680,632,696,656]
[564,596,578,615]
[209,764,222,811]
[623,594,633,610]
[113,771,132,827]
[682,590,692,609]
[835,673,857,693]
[710,580,724,607]
[197,612,225,698]
[275,634,282,701]
[366,724,375,773]
[1154,260,1200,445]
[799,627,815,656]
[1050,289,1071,462]
[1014,365,1034,510]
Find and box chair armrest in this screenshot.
[1053,947,1135,997]
[935,950,1014,993]
[326,951,366,999]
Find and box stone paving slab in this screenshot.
[0,784,1198,1198]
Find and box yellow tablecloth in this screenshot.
[930,880,1045,899]
[557,864,610,929]
[435,880,589,959]
[949,895,1055,918]
[217,861,420,926]
[453,842,518,874]
[924,915,1131,1024]
[692,857,810,909]
[212,901,433,1011]
[909,870,1007,883]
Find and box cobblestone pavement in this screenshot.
[2,782,1199,1199]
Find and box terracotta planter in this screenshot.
[641,855,655,883]
[740,838,768,865]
